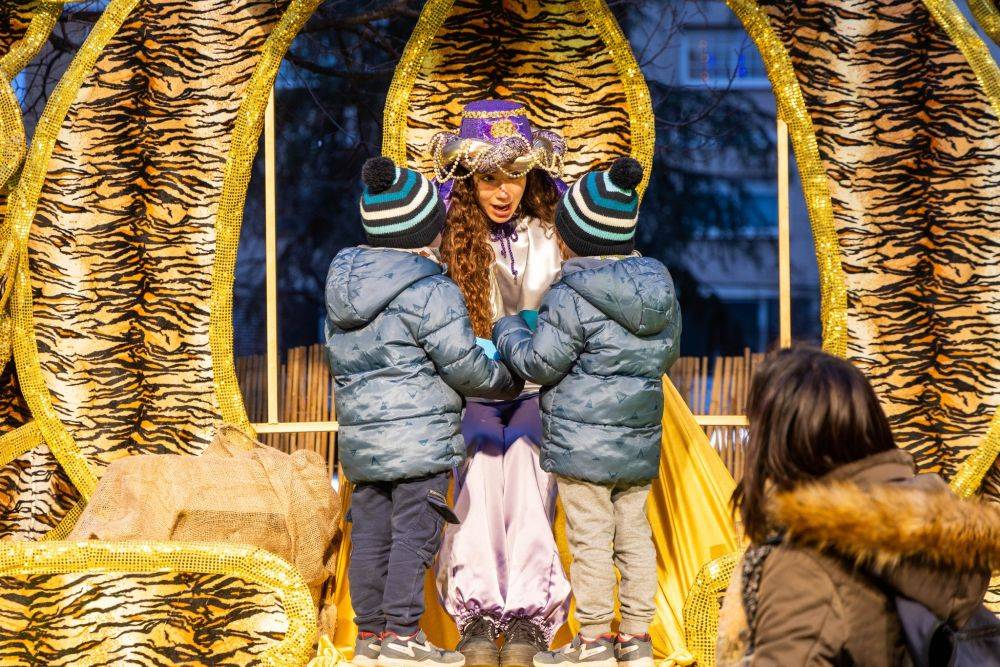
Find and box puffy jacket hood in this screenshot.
[325,246,442,329]
[561,256,675,336]
[770,449,998,622]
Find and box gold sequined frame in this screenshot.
[969,0,1000,45]
[211,0,323,435]
[382,0,655,196]
[683,551,742,665]
[920,0,1000,498]
[0,2,61,367]
[726,0,999,497]
[3,0,321,506]
[2,0,138,500]
[723,0,849,357]
[0,541,317,666]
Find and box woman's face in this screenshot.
[473,172,527,223]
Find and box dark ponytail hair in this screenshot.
[733,346,896,543]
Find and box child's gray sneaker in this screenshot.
[532,634,616,667]
[354,632,383,667]
[613,634,653,667]
[378,631,466,667]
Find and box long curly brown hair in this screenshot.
[441,169,559,337]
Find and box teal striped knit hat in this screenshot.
[555,157,643,257]
[359,157,445,249]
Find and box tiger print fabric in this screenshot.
[734,0,1000,501]
[0,572,286,665]
[25,0,286,460]
[0,0,317,539]
[0,542,316,666]
[398,0,641,185]
[0,2,35,57]
[0,2,65,540]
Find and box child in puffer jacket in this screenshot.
[492,158,680,667]
[326,157,521,667]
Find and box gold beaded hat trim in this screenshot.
[430,99,566,181]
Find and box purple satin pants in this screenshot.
[435,396,571,642]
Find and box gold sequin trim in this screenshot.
[0,2,61,345]
[463,108,523,120]
[922,0,1000,498]
[382,0,454,168]
[577,0,655,198]
[968,0,1000,46]
[0,541,317,666]
[0,2,61,80]
[6,0,142,501]
[951,413,999,498]
[683,550,741,664]
[210,0,323,435]
[725,0,849,358]
[0,420,42,468]
[39,499,84,541]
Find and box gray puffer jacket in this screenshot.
[493,256,680,484]
[325,246,520,483]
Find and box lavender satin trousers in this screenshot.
[435,396,571,641]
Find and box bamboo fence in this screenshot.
[236,344,760,480]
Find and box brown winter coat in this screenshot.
[717,449,999,666]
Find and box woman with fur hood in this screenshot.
[717,347,999,666]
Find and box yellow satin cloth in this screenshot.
[330,380,739,662]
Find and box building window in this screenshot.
[681,30,769,89]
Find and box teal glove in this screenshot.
[475,337,500,360]
[519,309,539,332]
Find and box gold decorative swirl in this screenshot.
[968,0,1000,46]
[577,0,655,197]
[382,0,455,168]
[921,0,1000,497]
[0,2,62,335]
[723,0,849,357]
[0,540,318,665]
[210,0,325,435]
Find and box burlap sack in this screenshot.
[69,424,341,602]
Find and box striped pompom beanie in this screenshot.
[555,157,643,257]
[359,157,445,249]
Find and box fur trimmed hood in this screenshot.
[717,450,994,666]
[769,449,1000,573]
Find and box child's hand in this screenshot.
[475,337,500,360]
[519,309,539,332]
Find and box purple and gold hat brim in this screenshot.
[429,99,566,184]
[432,131,564,175]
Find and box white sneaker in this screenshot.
[378,630,466,667]
[354,632,382,667]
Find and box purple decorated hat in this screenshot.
[430,100,566,196]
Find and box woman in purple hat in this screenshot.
[431,100,571,667]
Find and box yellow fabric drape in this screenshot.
[648,380,741,661]
[331,380,739,661]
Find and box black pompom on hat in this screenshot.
[359,157,445,249]
[555,157,643,257]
